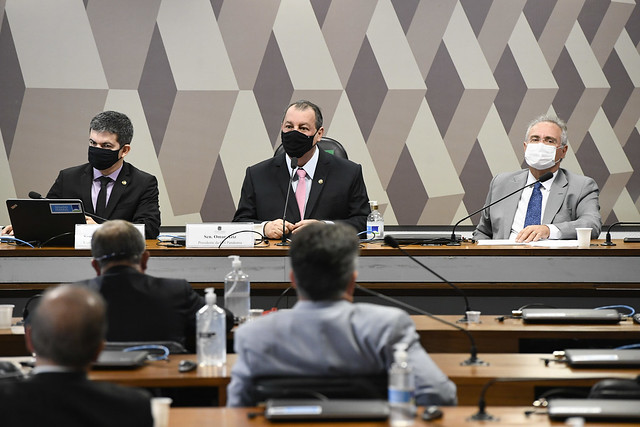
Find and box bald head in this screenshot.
[29,284,106,369]
[91,220,146,271]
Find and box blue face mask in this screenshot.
[281,130,316,158]
[88,145,122,171]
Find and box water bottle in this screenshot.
[367,201,384,240]
[388,343,416,426]
[224,255,250,324]
[196,288,226,367]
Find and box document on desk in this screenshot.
[477,239,580,247]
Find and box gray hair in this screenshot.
[91,220,146,268]
[525,114,568,146]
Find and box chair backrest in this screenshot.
[273,136,348,159]
[252,374,387,404]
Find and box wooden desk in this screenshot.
[168,406,638,426]
[0,319,27,356]
[413,315,640,353]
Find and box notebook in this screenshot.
[6,198,86,246]
[91,350,149,369]
[548,398,640,421]
[521,308,621,324]
[564,349,640,368]
[265,399,390,421]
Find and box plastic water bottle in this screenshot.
[196,288,226,367]
[224,255,250,324]
[367,201,384,240]
[388,343,416,426]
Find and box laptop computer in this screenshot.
[6,198,86,247]
[92,350,148,369]
[521,308,621,324]
[564,349,640,368]
[548,398,640,421]
[265,399,389,421]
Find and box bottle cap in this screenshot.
[205,287,216,304]
[228,255,241,269]
[393,342,409,363]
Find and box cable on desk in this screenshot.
[123,345,170,361]
[595,304,635,317]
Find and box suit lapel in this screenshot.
[543,169,567,224]
[305,150,330,219]
[81,164,94,213]
[104,162,130,218]
[500,170,528,239]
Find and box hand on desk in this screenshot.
[516,225,550,243]
[264,219,323,239]
[85,216,97,225]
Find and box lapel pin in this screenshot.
[318,179,324,184]
[121,180,127,185]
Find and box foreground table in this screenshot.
[413,315,640,353]
[168,406,639,426]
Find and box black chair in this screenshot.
[274,136,348,159]
[252,374,387,404]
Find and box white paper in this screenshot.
[186,223,254,248]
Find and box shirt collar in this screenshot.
[93,163,123,182]
[526,170,558,191]
[287,146,320,179]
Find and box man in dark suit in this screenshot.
[233,100,370,239]
[77,220,206,352]
[48,110,160,238]
[0,284,153,427]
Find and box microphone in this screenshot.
[448,171,554,245]
[276,157,298,246]
[355,284,487,366]
[600,221,640,246]
[28,190,108,223]
[384,234,473,323]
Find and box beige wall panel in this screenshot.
[613,189,640,221]
[591,0,635,67]
[600,172,633,222]
[590,109,633,174]
[507,89,559,152]
[420,193,464,225]
[509,14,558,89]
[477,0,526,72]
[478,106,522,176]
[538,0,584,67]
[0,130,15,225]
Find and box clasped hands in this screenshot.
[264,219,321,239]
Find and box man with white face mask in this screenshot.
[473,115,601,242]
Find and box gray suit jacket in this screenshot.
[227,300,457,407]
[473,168,601,240]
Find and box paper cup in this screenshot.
[0,305,14,329]
[576,228,592,249]
[151,397,172,427]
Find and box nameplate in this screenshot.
[75,223,145,249]
[185,223,254,248]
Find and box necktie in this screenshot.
[523,182,542,227]
[295,168,307,220]
[96,176,112,218]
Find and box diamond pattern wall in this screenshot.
[1,0,639,227]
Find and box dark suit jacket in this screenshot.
[0,371,152,427]
[233,149,370,233]
[47,162,161,238]
[78,266,205,352]
[473,168,601,240]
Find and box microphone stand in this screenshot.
[355,284,487,366]
[385,235,473,323]
[276,158,298,247]
[447,171,554,246]
[600,221,640,246]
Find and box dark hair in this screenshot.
[289,223,359,300]
[89,111,134,147]
[91,220,146,268]
[29,284,106,369]
[283,100,323,131]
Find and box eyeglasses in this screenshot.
[527,136,560,146]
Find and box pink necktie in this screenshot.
[295,168,307,220]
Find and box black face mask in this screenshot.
[88,145,122,171]
[281,130,316,158]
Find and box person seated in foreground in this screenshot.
[0,284,153,426]
[227,222,457,407]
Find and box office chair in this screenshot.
[274,136,348,159]
[252,373,387,404]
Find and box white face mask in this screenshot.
[524,142,560,170]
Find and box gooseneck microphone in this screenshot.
[276,157,298,247]
[600,221,640,246]
[448,171,554,245]
[29,190,108,223]
[384,234,473,323]
[355,284,487,366]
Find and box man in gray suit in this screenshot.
[473,115,601,242]
[227,222,457,407]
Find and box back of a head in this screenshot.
[89,110,134,146]
[289,223,359,300]
[91,220,145,268]
[29,284,106,369]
